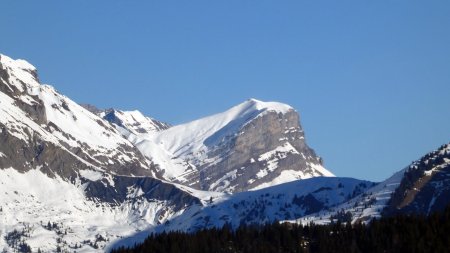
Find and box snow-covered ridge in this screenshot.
[0,54,151,175]
[130,98,299,181]
[0,54,36,73]
[151,98,294,157]
[0,54,40,94]
[102,109,170,136]
[0,54,126,148]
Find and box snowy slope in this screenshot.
[0,168,201,253]
[0,53,205,252]
[151,99,292,158]
[110,176,373,249]
[101,109,170,136]
[1,54,121,149]
[111,99,296,180]
[293,169,405,225]
[0,54,151,177]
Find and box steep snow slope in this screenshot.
[111,99,333,193]
[152,99,292,158]
[0,54,152,177]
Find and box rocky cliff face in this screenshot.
[194,108,331,192]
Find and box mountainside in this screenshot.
[103,99,333,193]
[0,168,201,252]
[383,143,450,216]
[110,176,374,249]
[101,109,171,136]
[0,54,153,178]
[294,142,450,225]
[0,54,203,252]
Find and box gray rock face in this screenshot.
[79,103,103,115]
[175,109,331,193]
[85,175,201,209]
[99,98,333,193]
[0,123,90,179]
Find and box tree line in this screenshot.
[111,205,450,253]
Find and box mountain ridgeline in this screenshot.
[0,53,449,252]
[384,143,450,216]
[92,98,333,193]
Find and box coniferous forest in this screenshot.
[111,205,450,253]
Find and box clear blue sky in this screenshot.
[2,1,449,182]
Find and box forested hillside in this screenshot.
[112,205,450,253]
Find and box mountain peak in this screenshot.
[131,97,330,192]
[102,109,171,135]
[0,54,36,72]
[240,98,294,114]
[0,54,40,92]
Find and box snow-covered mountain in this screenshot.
[0,53,335,252]
[0,53,202,252]
[102,98,333,193]
[0,54,154,178]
